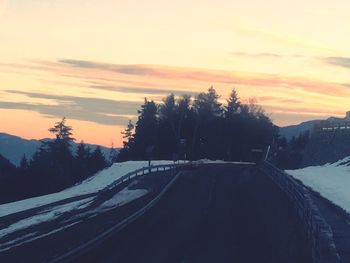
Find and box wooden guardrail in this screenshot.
[259,161,340,263]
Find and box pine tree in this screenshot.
[19,154,29,170]
[49,117,74,141]
[109,143,119,163]
[191,86,223,159]
[132,99,158,159]
[121,120,135,148]
[225,88,241,117]
[89,146,107,173]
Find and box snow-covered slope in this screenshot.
[286,157,350,213]
[0,160,173,217]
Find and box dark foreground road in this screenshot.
[75,164,310,263]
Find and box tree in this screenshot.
[132,99,158,159]
[224,88,242,160]
[74,141,91,179]
[121,120,135,149]
[225,88,241,117]
[19,154,29,170]
[29,117,76,189]
[109,143,119,163]
[117,88,276,162]
[89,146,108,173]
[45,117,75,164]
[191,86,223,159]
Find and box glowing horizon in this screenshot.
[1,0,350,147]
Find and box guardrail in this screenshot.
[259,161,340,263]
[50,162,193,263]
[104,162,193,191]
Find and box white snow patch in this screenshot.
[0,197,93,238]
[195,159,254,165]
[99,188,148,211]
[0,160,174,217]
[0,221,81,252]
[286,156,350,213]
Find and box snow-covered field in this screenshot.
[0,160,174,217]
[286,157,350,213]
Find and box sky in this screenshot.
[1,0,350,147]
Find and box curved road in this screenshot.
[75,164,309,263]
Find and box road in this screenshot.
[310,191,350,263]
[75,164,310,263]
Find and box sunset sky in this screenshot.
[1,0,350,147]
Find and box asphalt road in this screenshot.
[310,191,350,263]
[75,164,310,263]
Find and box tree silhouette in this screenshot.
[119,87,277,162]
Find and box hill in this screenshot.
[279,112,350,141]
[279,120,320,141]
[0,133,115,166]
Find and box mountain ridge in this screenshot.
[0,132,115,166]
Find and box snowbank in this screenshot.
[0,160,174,217]
[286,157,350,213]
[0,197,93,238]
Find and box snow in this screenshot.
[0,221,81,252]
[196,159,254,165]
[0,160,174,217]
[0,187,148,249]
[286,156,350,213]
[98,188,148,212]
[0,197,94,238]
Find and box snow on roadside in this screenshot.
[0,160,173,217]
[0,187,149,249]
[286,157,350,213]
[98,188,148,212]
[0,221,81,252]
[0,197,94,238]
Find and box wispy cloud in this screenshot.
[3,59,349,98]
[2,91,140,125]
[256,96,303,104]
[231,52,282,59]
[54,59,350,97]
[90,85,198,96]
[324,56,350,69]
[2,58,350,130]
[59,59,155,75]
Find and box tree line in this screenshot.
[0,117,111,203]
[117,87,278,162]
[0,86,292,203]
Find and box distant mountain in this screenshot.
[279,111,350,141]
[279,120,321,141]
[0,133,116,166]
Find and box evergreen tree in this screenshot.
[224,88,242,160]
[109,143,119,163]
[132,99,158,159]
[89,146,108,173]
[121,120,135,148]
[117,88,276,162]
[225,88,241,117]
[191,86,223,159]
[19,154,29,170]
[74,141,91,179]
